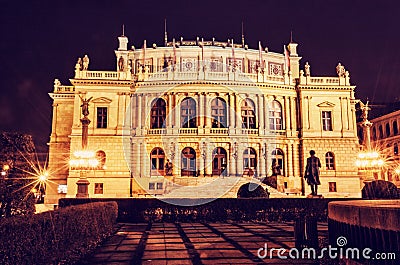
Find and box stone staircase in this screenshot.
[161,176,288,199]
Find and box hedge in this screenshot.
[0,201,118,265]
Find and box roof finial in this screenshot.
[241,21,245,48]
[122,24,125,36]
[290,30,293,43]
[164,18,168,47]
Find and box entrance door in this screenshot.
[212,147,227,176]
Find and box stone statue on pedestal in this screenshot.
[304,62,311,76]
[336,63,345,77]
[79,95,93,117]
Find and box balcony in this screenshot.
[210,128,228,134]
[179,128,198,134]
[241,128,258,135]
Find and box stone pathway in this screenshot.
[78,222,329,264]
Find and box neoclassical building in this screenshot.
[46,33,362,204]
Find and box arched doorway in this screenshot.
[181,147,196,176]
[150,148,165,176]
[212,147,227,176]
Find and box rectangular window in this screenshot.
[97,107,108,128]
[157,182,163,190]
[149,183,155,190]
[328,182,337,192]
[322,111,332,131]
[94,183,103,194]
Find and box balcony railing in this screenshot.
[54,85,75,93]
[210,128,229,134]
[147,128,166,135]
[179,128,198,134]
[241,128,258,135]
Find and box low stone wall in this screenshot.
[328,200,400,265]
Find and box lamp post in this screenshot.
[357,101,383,182]
[70,95,96,198]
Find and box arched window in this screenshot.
[150,98,166,129]
[181,98,197,128]
[243,147,257,171]
[181,147,196,176]
[393,121,398,135]
[96,150,106,169]
[271,149,284,175]
[241,99,256,129]
[212,147,227,175]
[386,122,391,137]
[325,152,335,170]
[150,148,165,176]
[372,127,377,141]
[394,143,398,156]
[269,100,283,130]
[211,97,227,128]
[379,125,383,139]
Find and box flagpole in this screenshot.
[164,18,168,47]
[143,40,147,66]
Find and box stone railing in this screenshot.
[54,85,75,93]
[299,75,351,86]
[241,128,259,135]
[147,128,166,135]
[210,128,229,134]
[74,70,132,80]
[179,128,198,134]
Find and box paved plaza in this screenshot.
[78,222,329,265]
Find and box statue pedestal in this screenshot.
[76,177,90,198]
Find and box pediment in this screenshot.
[317,101,335,108]
[92,97,112,104]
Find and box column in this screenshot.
[168,93,173,128]
[228,93,235,129]
[142,140,149,177]
[199,93,204,128]
[258,143,265,178]
[235,94,241,132]
[173,142,180,176]
[142,94,148,130]
[258,94,265,134]
[237,144,243,176]
[131,95,136,129]
[136,142,141,177]
[205,94,211,128]
[229,144,235,177]
[264,95,269,132]
[174,93,180,131]
[137,94,142,130]
[285,96,291,134]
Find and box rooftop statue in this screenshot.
[305,62,311,76]
[82,55,90,70]
[336,63,345,77]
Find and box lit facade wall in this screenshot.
[46,35,361,204]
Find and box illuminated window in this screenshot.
[211,97,227,128]
[96,107,107,128]
[150,98,166,129]
[150,148,165,176]
[325,152,335,170]
[328,182,337,192]
[242,99,256,129]
[269,100,282,130]
[322,111,332,131]
[181,98,197,128]
[94,183,103,194]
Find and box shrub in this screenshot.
[0,201,118,265]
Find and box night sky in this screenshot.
[1,0,400,152]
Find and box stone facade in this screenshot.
[46,34,362,204]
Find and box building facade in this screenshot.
[46,34,362,204]
[360,108,400,185]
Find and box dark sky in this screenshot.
[1,0,400,152]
